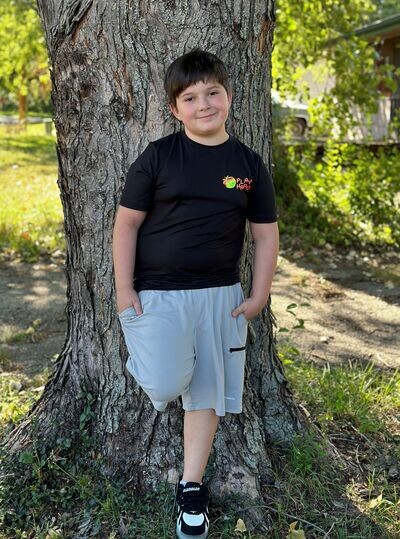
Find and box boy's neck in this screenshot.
[183,127,229,146]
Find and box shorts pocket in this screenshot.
[228,313,248,353]
[118,306,145,323]
[236,312,249,332]
[229,345,246,353]
[240,285,245,303]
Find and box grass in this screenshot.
[279,343,400,538]
[282,346,400,437]
[0,121,64,262]
[0,348,50,440]
[1,318,48,345]
[0,110,52,118]
[0,352,399,538]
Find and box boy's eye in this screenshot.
[184,97,193,102]
[210,91,219,95]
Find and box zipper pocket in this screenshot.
[229,346,246,352]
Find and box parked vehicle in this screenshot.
[271,89,310,137]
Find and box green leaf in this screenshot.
[19,450,35,464]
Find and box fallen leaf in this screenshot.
[234,518,247,533]
[286,521,306,538]
[369,493,383,508]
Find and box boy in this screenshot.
[112,49,279,539]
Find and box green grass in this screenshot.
[282,346,400,438]
[0,110,52,118]
[1,318,48,346]
[279,344,400,537]
[1,353,399,538]
[0,122,64,262]
[0,357,49,439]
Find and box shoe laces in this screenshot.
[178,484,208,513]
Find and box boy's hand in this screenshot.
[116,287,143,315]
[231,295,268,321]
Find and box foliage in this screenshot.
[0,123,64,262]
[0,371,46,439]
[273,140,400,250]
[0,0,50,114]
[273,0,400,138]
[371,0,400,20]
[272,1,400,251]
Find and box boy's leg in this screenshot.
[119,290,197,412]
[182,409,219,483]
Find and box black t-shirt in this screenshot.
[119,130,277,291]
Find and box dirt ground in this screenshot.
[0,257,67,377]
[0,248,399,378]
[272,248,400,370]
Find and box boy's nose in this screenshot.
[199,98,211,111]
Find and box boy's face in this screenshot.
[169,79,232,141]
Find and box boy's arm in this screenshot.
[232,221,279,320]
[112,206,147,312]
[249,221,279,304]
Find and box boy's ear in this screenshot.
[227,91,233,107]
[169,103,181,121]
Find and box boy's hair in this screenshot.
[164,49,231,106]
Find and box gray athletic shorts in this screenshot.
[118,282,248,416]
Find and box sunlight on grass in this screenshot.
[280,348,400,536]
[0,318,48,345]
[281,346,400,436]
[0,368,49,439]
[0,123,64,262]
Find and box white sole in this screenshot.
[176,522,208,539]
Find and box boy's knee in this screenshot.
[150,399,169,412]
[142,378,187,406]
[127,358,189,404]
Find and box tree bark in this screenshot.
[3,0,308,530]
[18,93,27,122]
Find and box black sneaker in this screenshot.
[175,481,209,538]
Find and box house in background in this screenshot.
[290,13,400,142]
[351,13,400,141]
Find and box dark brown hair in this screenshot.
[164,49,231,106]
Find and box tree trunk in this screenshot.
[3,0,308,530]
[18,93,27,122]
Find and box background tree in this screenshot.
[271,0,400,250]
[273,0,399,138]
[371,0,400,20]
[2,0,310,532]
[0,0,50,119]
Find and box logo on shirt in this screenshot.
[222,176,253,191]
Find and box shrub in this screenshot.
[273,139,400,249]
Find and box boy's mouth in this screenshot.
[198,112,217,119]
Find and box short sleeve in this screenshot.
[246,155,277,223]
[119,143,157,211]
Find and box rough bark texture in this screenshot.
[3,0,308,529]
